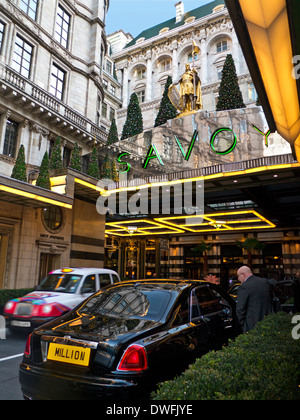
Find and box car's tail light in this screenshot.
[117,344,148,372]
[24,334,32,357]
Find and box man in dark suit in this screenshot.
[236,266,276,333]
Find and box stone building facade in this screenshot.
[0,0,111,178]
[109,0,257,134]
[0,0,109,289]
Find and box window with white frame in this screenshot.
[12,35,33,79]
[55,4,70,49]
[101,102,107,118]
[216,40,228,53]
[136,90,145,103]
[160,59,171,72]
[248,82,258,102]
[50,63,66,100]
[0,21,5,55]
[106,60,112,74]
[110,85,116,96]
[96,95,101,125]
[3,119,19,158]
[20,0,38,20]
[109,107,115,121]
[136,68,146,80]
[217,66,223,80]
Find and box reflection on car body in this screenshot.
[19,279,239,400]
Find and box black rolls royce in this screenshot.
[19,279,239,400]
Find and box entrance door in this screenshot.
[0,234,9,289]
[39,253,57,283]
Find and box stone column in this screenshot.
[200,37,208,85]
[122,65,129,107]
[172,45,179,82]
[146,58,152,101]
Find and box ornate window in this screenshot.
[101,102,107,118]
[20,0,38,20]
[216,40,228,53]
[3,119,19,158]
[136,90,145,103]
[12,35,33,79]
[0,21,5,54]
[55,4,70,49]
[160,60,171,72]
[50,63,66,100]
[136,69,146,80]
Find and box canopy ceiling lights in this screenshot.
[225,0,300,161]
[105,210,276,236]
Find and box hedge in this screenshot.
[152,312,300,400]
[0,288,34,307]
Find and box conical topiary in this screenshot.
[100,154,119,182]
[36,151,51,190]
[121,93,143,140]
[111,158,119,182]
[69,142,82,171]
[154,76,178,127]
[87,146,100,179]
[107,118,119,146]
[50,136,63,170]
[11,144,27,182]
[216,54,245,111]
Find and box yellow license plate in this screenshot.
[47,343,91,367]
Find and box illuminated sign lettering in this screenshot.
[210,127,237,155]
[116,125,270,171]
[174,130,198,161]
[143,144,164,169]
[252,125,271,147]
[117,152,131,173]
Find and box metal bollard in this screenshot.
[0,315,6,339]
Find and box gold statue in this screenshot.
[169,63,202,115]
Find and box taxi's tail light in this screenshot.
[117,344,148,372]
[24,334,32,357]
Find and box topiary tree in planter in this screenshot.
[69,142,82,172]
[100,154,119,182]
[36,151,51,190]
[87,145,100,179]
[106,118,119,145]
[154,76,178,127]
[50,137,63,170]
[11,144,27,182]
[121,93,143,140]
[216,54,245,111]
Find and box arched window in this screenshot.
[216,40,228,53]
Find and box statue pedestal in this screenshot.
[176,110,199,118]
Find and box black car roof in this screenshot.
[111,279,208,290]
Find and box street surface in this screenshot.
[0,328,28,400]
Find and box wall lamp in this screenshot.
[225,0,300,161]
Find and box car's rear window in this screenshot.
[79,286,172,321]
